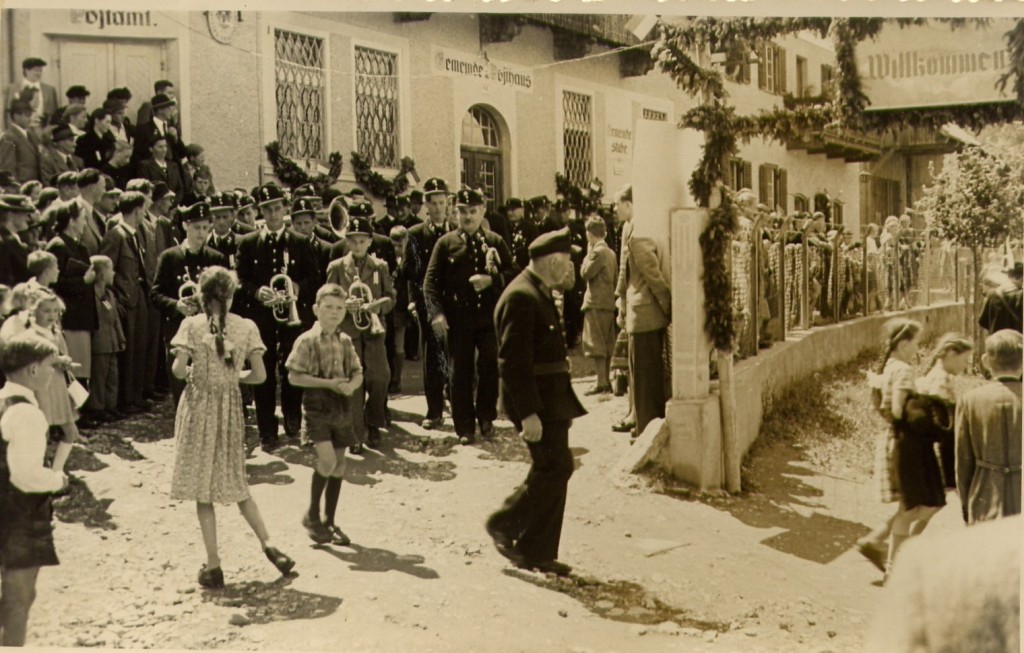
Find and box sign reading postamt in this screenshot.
[432,47,533,93]
[856,18,1016,111]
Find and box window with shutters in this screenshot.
[274,29,326,160]
[725,157,752,192]
[561,90,593,187]
[757,43,787,95]
[820,64,836,98]
[758,164,788,211]
[796,56,808,97]
[354,44,401,168]
[794,194,809,214]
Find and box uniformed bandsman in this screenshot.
[294,184,338,244]
[486,228,586,577]
[328,202,397,281]
[505,197,536,270]
[289,196,331,287]
[235,183,320,452]
[325,213,395,452]
[207,192,243,267]
[404,177,453,429]
[423,188,516,444]
[151,202,227,405]
[234,193,258,232]
[529,196,556,235]
[375,193,401,237]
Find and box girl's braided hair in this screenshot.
[922,332,973,375]
[198,266,236,362]
[875,317,923,374]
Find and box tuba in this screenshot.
[348,278,386,336]
[269,273,302,326]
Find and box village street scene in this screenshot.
[0,3,1020,652]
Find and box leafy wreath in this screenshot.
[653,16,1024,347]
[350,152,418,198]
[554,173,605,211]
[264,141,343,193]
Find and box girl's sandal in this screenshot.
[264,546,295,575]
[198,564,225,589]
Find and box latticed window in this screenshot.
[355,45,400,168]
[461,107,500,149]
[275,29,325,160]
[561,90,592,188]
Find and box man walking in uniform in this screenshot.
[487,228,586,576]
[236,183,319,452]
[424,188,515,444]
[405,178,453,429]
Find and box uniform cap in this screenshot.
[237,194,256,209]
[151,93,176,110]
[347,188,366,199]
[385,194,400,209]
[294,184,317,199]
[455,189,484,207]
[291,197,316,218]
[0,194,36,213]
[209,192,237,211]
[529,195,551,209]
[181,202,212,224]
[408,190,424,203]
[528,227,572,260]
[56,171,79,186]
[346,216,373,237]
[506,197,524,210]
[347,200,374,219]
[256,183,286,206]
[397,195,410,208]
[423,177,448,196]
[66,85,90,99]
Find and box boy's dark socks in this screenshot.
[324,476,343,524]
[310,470,328,519]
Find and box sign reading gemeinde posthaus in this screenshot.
[855,18,1016,111]
[432,46,533,93]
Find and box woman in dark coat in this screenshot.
[46,202,98,385]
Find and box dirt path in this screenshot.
[28,357,967,652]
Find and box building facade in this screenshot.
[4,9,946,231]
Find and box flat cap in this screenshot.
[152,181,172,202]
[422,177,448,196]
[255,183,286,206]
[528,227,572,260]
[66,85,90,99]
[0,194,36,213]
[22,57,46,69]
[455,188,485,207]
[347,200,374,219]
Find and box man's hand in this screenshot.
[176,299,197,316]
[345,297,363,314]
[257,286,275,304]
[431,314,448,339]
[83,267,97,284]
[407,302,417,316]
[520,414,543,443]
[616,311,625,330]
[469,274,493,293]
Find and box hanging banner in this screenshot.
[431,46,534,93]
[855,18,1016,110]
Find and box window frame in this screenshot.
[556,85,596,189]
[350,36,410,175]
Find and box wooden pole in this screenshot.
[714,186,741,494]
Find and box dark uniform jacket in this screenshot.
[325,253,396,337]
[423,227,516,328]
[494,269,586,426]
[404,219,452,319]
[507,219,538,270]
[151,244,227,339]
[235,228,320,326]
[328,234,396,277]
[46,233,98,331]
[0,230,30,287]
[132,119,186,167]
[373,214,400,238]
[207,230,241,268]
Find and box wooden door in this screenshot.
[460,150,503,214]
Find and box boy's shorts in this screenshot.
[304,409,357,449]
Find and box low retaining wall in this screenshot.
[732,302,966,459]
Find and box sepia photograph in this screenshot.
[0,1,1020,651]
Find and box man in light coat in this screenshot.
[3,58,59,131]
[613,185,671,438]
[0,101,41,184]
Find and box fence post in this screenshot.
[800,228,811,330]
[778,239,787,342]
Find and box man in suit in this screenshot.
[105,89,135,145]
[135,80,176,130]
[375,193,402,237]
[74,168,107,256]
[137,135,184,200]
[4,58,59,131]
[528,196,556,235]
[39,123,80,184]
[133,93,184,168]
[236,183,320,452]
[405,177,454,429]
[424,188,515,444]
[486,228,587,576]
[54,85,90,124]
[613,185,671,438]
[0,194,35,286]
[100,191,154,414]
[407,190,424,224]
[0,101,41,184]
[151,202,227,405]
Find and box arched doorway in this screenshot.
[460,105,505,213]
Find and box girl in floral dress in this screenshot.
[169,266,294,589]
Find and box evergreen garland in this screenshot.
[350,152,418,198]
[264,142,343,193]
[699,189,740,351]
[555,173,604,211]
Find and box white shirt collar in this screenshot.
[120,220,137,236]
[0,382,39,408]
[264,226,286,239]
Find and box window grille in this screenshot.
[355,45,400,168]
[642,108,668,121]
[461,107,501,149]
[561,90,593,187]
[275,29,326,160]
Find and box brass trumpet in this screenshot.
[178,278,200,315]
[348,278,386,336]
[268,273,302,326]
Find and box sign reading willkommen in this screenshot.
[432,47,533,93]
[856,18,1016,111]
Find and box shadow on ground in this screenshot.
[202,576,343,624]
[504,568,729,632]
[53,474,117,530]
[314,542,440,580]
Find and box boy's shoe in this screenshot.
[302,515,333,544]
[264,546,296,575]
[420,416,444,430]
[325,524,351,546]
[349,443,365,455]
[198,564,225,589]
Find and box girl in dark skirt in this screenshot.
[915,334,973,490]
